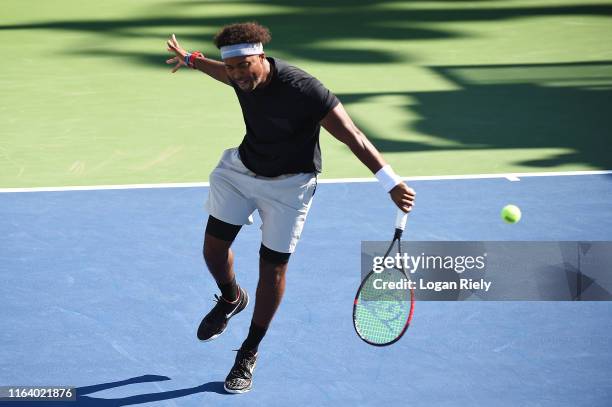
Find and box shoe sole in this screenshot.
[223,384,252,394]
[198,328,225,342]
[198,289,249,342]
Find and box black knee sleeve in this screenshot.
[259,244,291,264]
[205,215,242,242]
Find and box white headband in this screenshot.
[220,42,264,59]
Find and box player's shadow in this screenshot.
[43,375,226,406]
[337,61,612,169]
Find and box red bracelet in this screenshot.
[188,51,204,69]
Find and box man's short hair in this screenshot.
[213,22,272,48]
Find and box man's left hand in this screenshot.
[166,34,188,73]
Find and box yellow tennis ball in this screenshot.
[501,204,521,224]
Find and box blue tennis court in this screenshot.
[1,173,612,406]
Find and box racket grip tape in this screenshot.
[395,209,408,231]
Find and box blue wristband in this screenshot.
[184,53,191,66]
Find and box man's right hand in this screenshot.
[166,34,188,73]
[390,182,416,213]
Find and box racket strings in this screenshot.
[354,241,413,345]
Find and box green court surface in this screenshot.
[1,0,611,188]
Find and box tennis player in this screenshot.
[166,22,415,393]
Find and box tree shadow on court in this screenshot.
[1,3,611,169]
[1,3,611,65]
[173,0,501,5]
[337,61,612,169]
[42,375,227,406]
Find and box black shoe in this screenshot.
[197,286,248,342]
[224,349,258,394]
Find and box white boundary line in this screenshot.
[0,182,211,193]
[317,169,612,184]
[1,170,611,193]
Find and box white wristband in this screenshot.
[375,164,402,192]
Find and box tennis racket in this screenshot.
[353,210,415,346]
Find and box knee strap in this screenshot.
[259,244,291,264]
[205,215,242,242]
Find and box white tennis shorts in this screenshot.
[204,148,317,253]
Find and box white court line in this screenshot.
[1,170,611,193]
[0,182,211,193]
[318,169,612,184]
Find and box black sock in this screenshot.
[240,322,268,352]
[218,277,238,302]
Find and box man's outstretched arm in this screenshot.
[320,103,416,213]
[166,34,230,85]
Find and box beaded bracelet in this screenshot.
[185,51,203,69]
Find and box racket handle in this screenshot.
[395,209,409,231]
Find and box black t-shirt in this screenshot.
[232,57,339,177]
